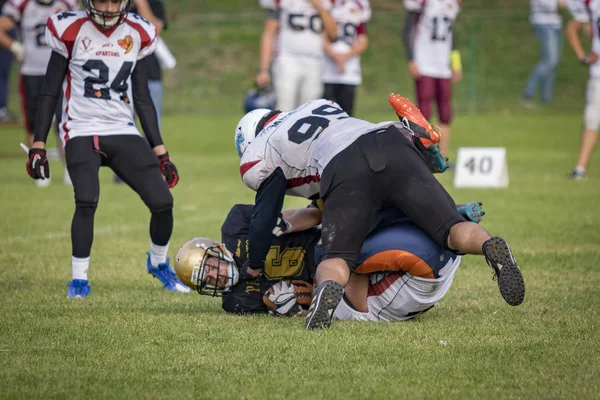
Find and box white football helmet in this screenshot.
[234,108,272,158]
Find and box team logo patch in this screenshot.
[235,133,246,157]
[81,37,92,51]
[118,36,134,54]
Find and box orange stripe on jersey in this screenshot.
[355,249,435,279]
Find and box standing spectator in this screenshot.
[0,0,78,186]
[322,0,370,116]
[256,0,337,111]
[402,0,462,157]
[565,0,598,179]
[0,0,18,123]
[522,0,564,106]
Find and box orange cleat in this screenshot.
[388,93,441,148]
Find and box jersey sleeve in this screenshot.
[259,0,278,10]
[567,0,591,23]
[356,0,372,23]
[240,159,277,191]
[403,0,424,12]
[45,12,87,59]
[2,0,24,23]
[125,14,158,60]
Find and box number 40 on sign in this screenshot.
[453,147,509,188]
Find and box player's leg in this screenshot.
[272,56,301,111]
[523,24,551,103]
[335,84,356,116]
[380,127,525,306]
[104,135,188,292]
[540,26,562,103]
[415,76,435,120]
[323,83,336,103]
[436,78,453,157]
[298,57,324,106]
[570,77,600,179]
[306,137,380,329]
[65,136,102,298]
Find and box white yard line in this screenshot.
[0,214,217,245]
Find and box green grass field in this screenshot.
[0,111,599,399]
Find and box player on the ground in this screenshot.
[402,0,462,157]
[24,0,188,298]
[0,0,78,186]
[322,0,370,116]
[256,0,337,111]
[173,201,485,320]
[234,94,525,330]
[565,0,598,179]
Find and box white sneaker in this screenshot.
[35,178,51,188]
[63,168,72,185]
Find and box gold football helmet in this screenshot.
[174,238,239,296]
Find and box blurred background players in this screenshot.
[0,0,18,123]
[522,0,564,107]
[0,0,78,186]
[322,0,370,116]
[255,0,337,111]
[402,0,462,158]
[565,0,598,179]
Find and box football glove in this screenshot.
[272,214,292,237]
[26,148,50,180]
[158,152,179,188]
[263,280,302,317]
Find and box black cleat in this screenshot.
[304,280,343,330]
[483,237,525,306]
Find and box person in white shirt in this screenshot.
[24,0,188,298]
[322,0,370,116]
[522,0,565,105]
[255,0,337,111]
[565,0,598,179]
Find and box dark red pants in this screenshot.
[415,76,452,124]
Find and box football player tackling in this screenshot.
[234,94,525,330]
[25,0,188,297]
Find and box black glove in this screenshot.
[158,152,179,188]
[239,259,263,280]
[26,148,49,180]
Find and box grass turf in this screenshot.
[0,112,598,399]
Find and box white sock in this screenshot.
[575,166,586,174]
[72,256,90,281]
[150,242,169,267]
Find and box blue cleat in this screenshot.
[146,252,190,293]
[421,143,449,174]
[457,201,485,223]
[67,279,91,299]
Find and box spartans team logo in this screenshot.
[118,35,133,54]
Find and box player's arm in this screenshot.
[309,0,337,42]
[451,35,462,83]
[32,52,69,149]
[566,18,596,64]
[246,168,288,276]
[0,14,23,61]
[132,56,179,187]
[256,11,279,89]
[279,205,323,233]
[402,11,420,79]
[134,0,164,34]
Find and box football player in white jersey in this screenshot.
[234,94,526,330]
[256,0,337,111]
[565,0,599,179]
[322,0,370,116]
[402,0,461,157]
[0,0,78,186]
[24,0,189,298]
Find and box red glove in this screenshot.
[158,152,179,188]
